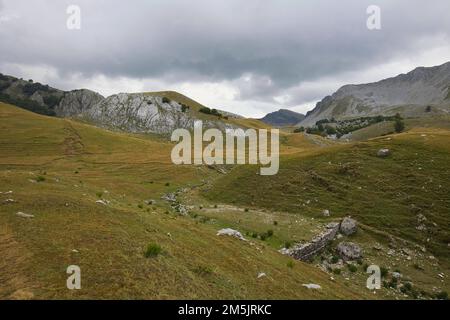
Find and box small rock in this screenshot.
[257,272,266,279]
[340,217,357,236]
[16,212,34,219]
[302,283,321,290]
[392,272,402,279]
[322,209,330,217]
[95,200,109,205]
[373,243,383,251]
[72,249,79,253]
[217,228,247,241]
[377,148,391,157]
[3,199,16,203]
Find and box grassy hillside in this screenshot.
[203,126,450,297]
[0,102,371,300]
[144,90,269,129]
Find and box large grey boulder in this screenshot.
[340,217,357,236]
[217,228,247,241]
[337,242,362,261]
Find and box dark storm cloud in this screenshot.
[0,0,449,108]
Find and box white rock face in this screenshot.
[57,92,239,135]
[299,62,450,127]
[55,89,104,117]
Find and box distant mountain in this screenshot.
[299,61,450,127]
[0,73,247,135]
[260,109,305,126]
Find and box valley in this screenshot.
[0,101,449,300]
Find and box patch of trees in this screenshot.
[302,115,400,138]
[199,106,223,117]
[162,97,171,104]
[394,113,405,133]
[0,92,56,116]
[43,95,62,108]
[180,104,189,113]
[22,82,50,96]
[0,81,11,91]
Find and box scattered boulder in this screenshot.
[377,148,391,157]
[144,199,156,205]
[337,242,362,261]
[257,272,266,279]
[217,228,247,241]
[95,199,109,205]
[322,209,330,217]
[3,199,16,204]
[302,283,321,290]
[340,217,357,236]
[173,203,189,215]
[161,193,176,202]
[16,212,34,219]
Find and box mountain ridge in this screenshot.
[0,73,249,135]
[260,108,305,126]
[299,61,450,127]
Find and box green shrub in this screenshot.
[266,229,274,237]
[144,243,162,258]
[244,208,249,212]
[96,192,103,198]
[287,261,294,269]
[284,241,292,249]
[331,256,339,264]
[193,265,214,276]
[251,232,258,238]
[380,266,389,278]
[348,264,358,273]
[162,97,171,104]
[435,291,448,300]
[138,204,143,209]
[36,176,46,182]
[273,221,278,226]
[259,233,267,241]
[333,268,341,275]
[394,118,405,133]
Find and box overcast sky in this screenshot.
[1,0,449,117]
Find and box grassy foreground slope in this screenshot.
[0,102,369,299]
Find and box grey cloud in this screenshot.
[0,0,449,109]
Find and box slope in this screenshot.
[0,102,368,299]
